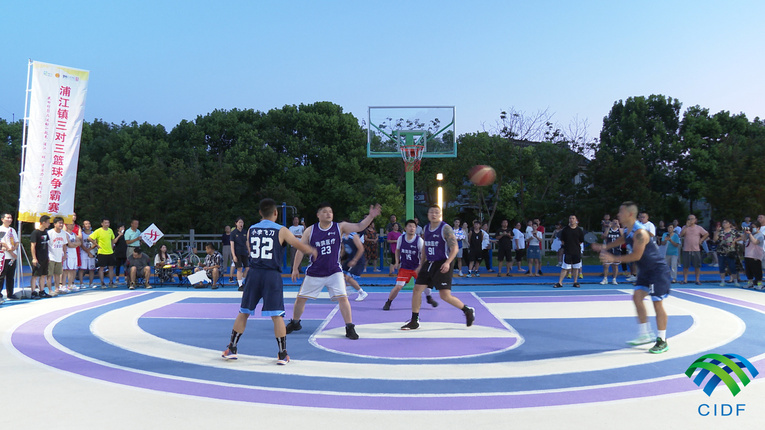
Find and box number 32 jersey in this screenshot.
[248,220,284,271]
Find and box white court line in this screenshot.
[85,290,745,380]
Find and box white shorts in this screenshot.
[64,257,78,271]
[297,272,347,300]
[562,262,582,270]
[79,256,96,270]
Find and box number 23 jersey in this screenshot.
[248,220,285,271]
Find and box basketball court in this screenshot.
[2,275,764,429]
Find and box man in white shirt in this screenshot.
[288,216,305,271]
[0,213,19,300]
[513,222,526,272]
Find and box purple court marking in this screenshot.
[318,337,518,359]
[483,295,632,303]
[142,303,337,320]
[677,289,765,313]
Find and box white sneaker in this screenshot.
[734,281,740,287]
[355,290,368,302]
[611,279,618,285]
[719,282,726,287]
[599,278,608,285]
[626,275,637,282]
[627,332,656,346]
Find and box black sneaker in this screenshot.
[221,345,238,360]
[345,323,359,340]
[401,319,420,330]
[426,295,439,308]
[277,350,290,365]
[464,306,475,327]
[39,291,52,298]
[538,270,543,275]
[573,283,581,288]
[382,300,392,311]
[237,285,244,292]
[524,270,530,275]
[31,291,40,300]
[553,283,563,288]
[285,319,302,334]
[649,337,668,354]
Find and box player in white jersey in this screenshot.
[78,220,97,288]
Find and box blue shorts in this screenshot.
[635,283,670,301]
[240,268,285,317]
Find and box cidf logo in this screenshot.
[685,353,759,417]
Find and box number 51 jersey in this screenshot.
[248,220,284,271]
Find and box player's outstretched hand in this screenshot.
[590,243,603,252]
[369,203,382,219]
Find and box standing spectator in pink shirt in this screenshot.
[680,214,709,285]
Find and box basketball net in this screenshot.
[400,144,425,172]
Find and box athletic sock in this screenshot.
[638,322,649,336]
[230,330,242,348]
[425,288,432,297]
[237,279,243,287]
[276,336,286,353]
[411,312,419,321]
[657,330,666,340]
[461,305,470,313]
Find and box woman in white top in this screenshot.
[154,244,174,283]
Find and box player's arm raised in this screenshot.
[442,224,459,273]
[339,204,382,236]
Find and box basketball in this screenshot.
[468,165,496,186]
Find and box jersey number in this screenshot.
[250,237,274,260]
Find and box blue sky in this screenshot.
[1,1,763,141]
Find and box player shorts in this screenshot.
[48,261,63,276]
[80,256,96,270]
[96,253,116,268]
[63,256,78,271]
[497,246,512,262]
[298,272,347,300]
[33,259,49,277]
[515,248,526,262]
[682,251,703,269]
[396,268,418,285]
[342,257,365,277]
[415,259,453,290]
[468,248,483,263]
[240,269,285,317]
[635,282,670,301]
[562,253,582,269]
[234,253,249,269]
[527,246,541,260]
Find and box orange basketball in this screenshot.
[468,165,496,186]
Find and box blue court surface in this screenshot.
[2,268,764,429]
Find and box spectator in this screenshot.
[601,219,622,284]
[453,218,466,276]
[30,216,52,298]
[656,220,668,257]
[679,214,709,285]
[742,221,763,289]
[0,213,19,300]
[363,221,380,272]
[534,218,545,275]
[221,225,232,281]
[741,216,752,230]
[112,224,128,285]
[127,247,152,289]
[386,222,403,275]
[661,224,681,283]
[89,218,118,288]
[495,219,513,277]
[194,243,222,289]
[47,216,68,295]
[481,221,494,272]
[526,222,543,277]
[461,221,470,270]
[230,217,249,290]
[125,219,142,256]
[154,244,174,284]
[63,221,81,292]
[551,222,564,266]
[601,214,612,234]
[78,220,97,288]
[554,215,584,288]
[414,217,423,237]
[385,214,399,234]
[713,219,739,286]
[467,220,484,277]
[513,222,526,272]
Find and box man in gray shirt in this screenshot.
[127,247,151,289]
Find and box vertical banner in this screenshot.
[18,61,89,223]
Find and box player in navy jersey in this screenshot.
[222,198,317,364]
[401,205,475,330]
[340,229,368,301]
[592,201,672,354]
[287,202,382,340]
[383,219,438,310]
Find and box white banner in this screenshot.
[19,61,89,223]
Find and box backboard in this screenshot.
[367,106,456,158]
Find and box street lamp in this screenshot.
[436,173,444,221]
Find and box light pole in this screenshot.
[436,173,444,221]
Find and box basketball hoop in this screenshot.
[400,144,425,172]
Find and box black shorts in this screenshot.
[468,249,483,263]
[240,269,285,317]
[342,257,365,277]
[515,248,526,262]
[415,259,453,290]
[97,253,117,268]
[497,246,512,262]
[33,259,49,277]
[234,253,249,269]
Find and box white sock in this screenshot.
[425,288,432,297]
[658,330,666,340]
[638,322,650,336]
[238,279,243,287]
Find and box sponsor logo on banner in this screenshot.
[141,223,164,247]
